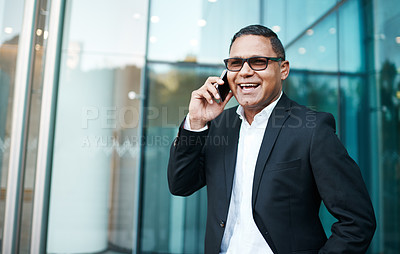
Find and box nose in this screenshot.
[239,60,255,76]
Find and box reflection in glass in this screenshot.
[46,0,148,253]
[18,0,51,252]
[0,0,26,247]
[379,59,400,252]
[263,0,337,45]
[140,63,237,253]
[338,0,363,73]
[285,10,338,72]
[285,72,338,118]
[147,0,260,63]
[367,0,400,252]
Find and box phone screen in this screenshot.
[216,70,230,102]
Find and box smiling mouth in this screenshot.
[239,84,260,90]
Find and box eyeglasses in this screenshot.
[223,56,283,72]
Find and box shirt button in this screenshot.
[219,220,225,228]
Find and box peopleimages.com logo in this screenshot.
[81,106,189,129]
[80,135,173,157]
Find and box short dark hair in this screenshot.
[229,24,286,60]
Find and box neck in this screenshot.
[242,92,282,125]
[243,108,260,125]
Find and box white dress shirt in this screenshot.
[184,92,282,253]
[220,93,281,254]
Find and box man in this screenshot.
[168,25,376,253]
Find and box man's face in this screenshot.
[227,35,289,113]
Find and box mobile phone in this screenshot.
[216,70,230,102]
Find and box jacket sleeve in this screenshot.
[167,121,208,196]
[310,113,376,253]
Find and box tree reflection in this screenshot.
[147,65,213,127]
[380,59,400,251]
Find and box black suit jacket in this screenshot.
[168,93,376,254]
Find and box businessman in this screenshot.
[168,25,376,253]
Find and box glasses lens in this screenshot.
[249,57,268,70]
[226,58,244,71]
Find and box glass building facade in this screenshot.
[0,0,399,253]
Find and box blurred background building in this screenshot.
[0,0,399,253]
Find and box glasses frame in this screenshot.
[223,56,283,72]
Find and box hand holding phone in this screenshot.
[216,70,230,102]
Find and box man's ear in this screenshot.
[280,60,290,80]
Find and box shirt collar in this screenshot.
[236,91,283,125]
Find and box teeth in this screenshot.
[240,84,259,88]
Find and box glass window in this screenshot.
[263,0,337,45]
[46,0,148,253]
[338,0,364,73]
[140,62,237,253]
[17,0,52,252]
[285,72,338,118]
[0,0,26,246]
[147,0,260,63]
[339,76,363,162]
[285,10,338,72]
[367,0,400,252]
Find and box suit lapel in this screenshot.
[252,94,292,208]
[224,109,241,203]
